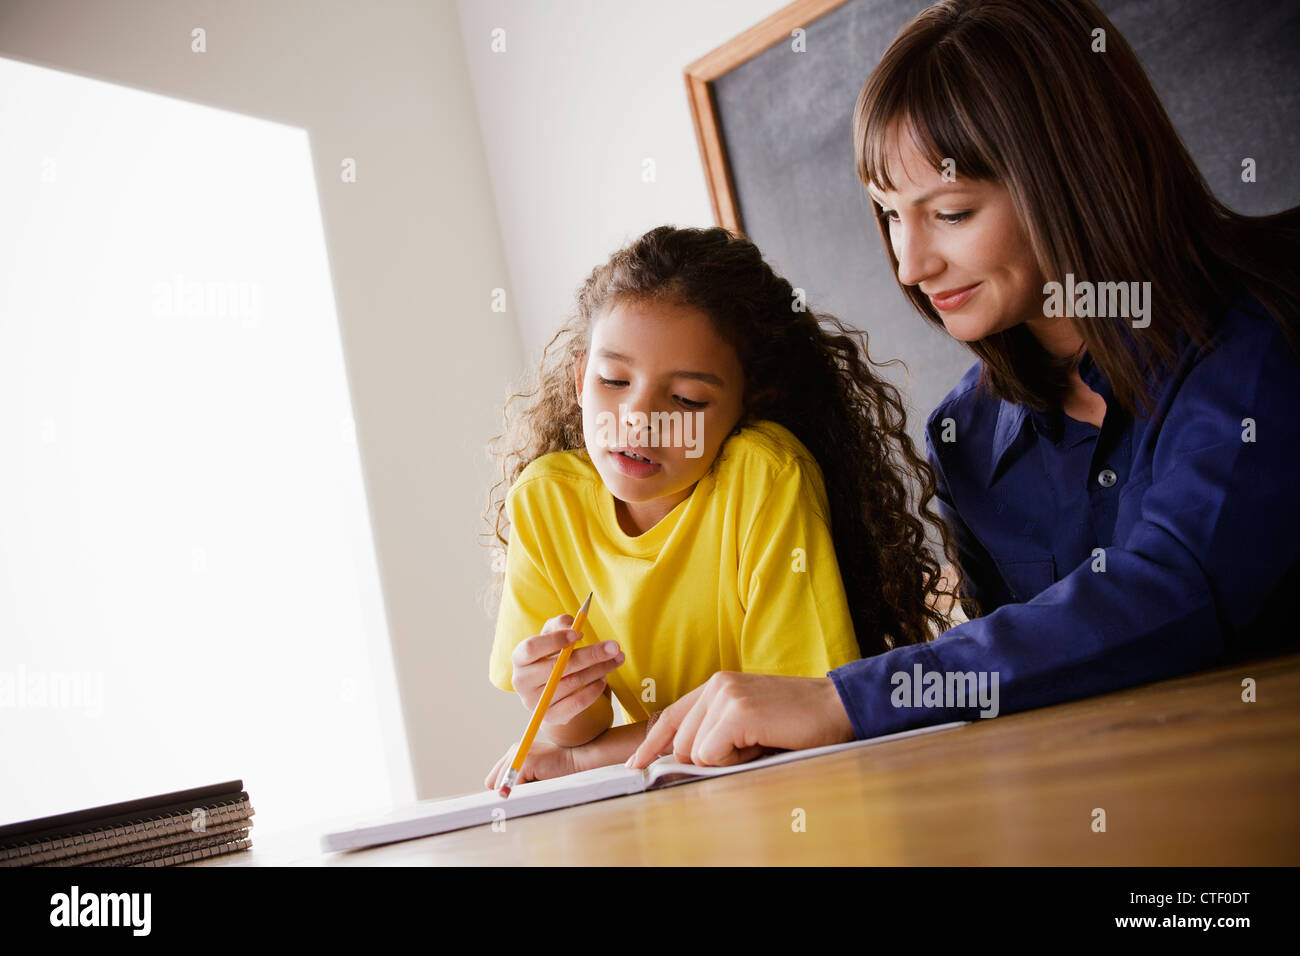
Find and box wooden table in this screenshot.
[192,651,1300,865]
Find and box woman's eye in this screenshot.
[877,208,970,225]
[597,376,626,387]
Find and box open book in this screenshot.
[320,720,967,852]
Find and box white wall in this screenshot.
[456,0,790,362]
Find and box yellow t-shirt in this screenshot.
[488,419,861,723]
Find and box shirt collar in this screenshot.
[987,400,1033,487]
[1077,348,1112,398]
[984,349,1114,487]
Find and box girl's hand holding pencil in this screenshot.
[484,738,576,791]
[491,593,618,796]
[509,614,624,726]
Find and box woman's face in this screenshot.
[867,122,1069,351]
[575,296,745,535]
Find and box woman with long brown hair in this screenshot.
[631,0,1300,768]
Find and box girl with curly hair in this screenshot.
[483,224,960,786]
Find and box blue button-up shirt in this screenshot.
[829,290,1300,737]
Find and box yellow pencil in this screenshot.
[498,591,594,798]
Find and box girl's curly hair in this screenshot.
[482,225,965,657]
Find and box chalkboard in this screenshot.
[689,0,1300,457]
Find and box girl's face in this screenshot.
[867,121,1075,354]
[575,296,745,536]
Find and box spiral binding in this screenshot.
[48,818,254,867]
[0,795,254,867]
[109,827,251,867]
[136,837,253,867]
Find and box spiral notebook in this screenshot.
[320,721,967,852]
[0,780,254,867]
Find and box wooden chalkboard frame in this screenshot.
[684,0,855,235]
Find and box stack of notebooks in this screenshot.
[0,780,253,867]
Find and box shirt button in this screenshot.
[1097,468,1118,488]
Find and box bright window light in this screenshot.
[0,56,413,834]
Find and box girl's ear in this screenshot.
[572,351,587,404]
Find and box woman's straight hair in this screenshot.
[853,0,1300,417]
